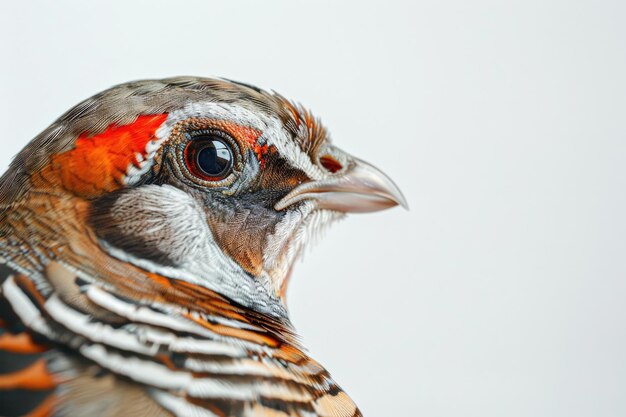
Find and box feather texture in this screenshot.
[0,76,405,416]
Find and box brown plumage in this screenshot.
[0,77,406,417]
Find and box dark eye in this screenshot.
[184,135,234,181]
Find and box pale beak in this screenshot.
[275,158,408,213]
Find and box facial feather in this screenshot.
[0,76,406,417]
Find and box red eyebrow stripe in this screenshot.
[207,120,262,147]
[50,114,168,197]
[201,120,268,168]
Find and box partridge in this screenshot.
[0,77,406,417]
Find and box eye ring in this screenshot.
[183,130,237,181]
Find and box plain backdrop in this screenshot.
[1,1,625,416]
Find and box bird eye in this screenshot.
[184,134,235,181]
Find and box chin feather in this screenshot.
[263,203,345,295]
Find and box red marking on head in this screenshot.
[319,154,343,173]
[253,143,270,169]
[51,114,168,197]
[236,125,263,147]
[242,129,271,169]
[207,121,269,168]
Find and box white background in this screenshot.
[1,1,625,416]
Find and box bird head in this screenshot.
[0,77,408,417]
[0,77,406,318]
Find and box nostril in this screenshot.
[319,154,343,173]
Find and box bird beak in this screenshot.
[275,158,408,213]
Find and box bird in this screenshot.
[0,77,407,417]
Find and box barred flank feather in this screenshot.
[0,264,360,417]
